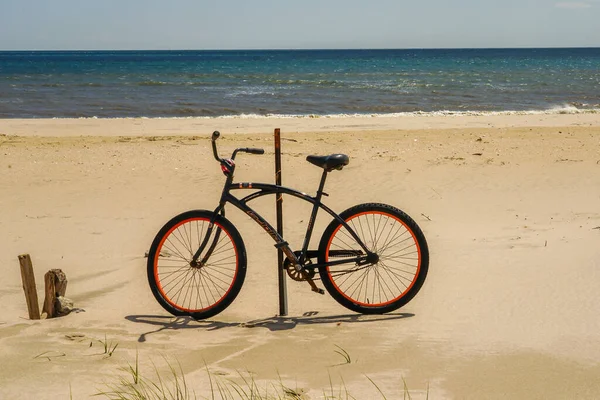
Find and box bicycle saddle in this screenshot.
[306,154,349,171]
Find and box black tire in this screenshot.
[318,203,429,314]
[147,210,247,320]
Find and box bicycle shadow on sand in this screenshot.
[125,315,239,343]
[126,311,413,342]
[239,311,414,331]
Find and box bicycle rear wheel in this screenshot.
[147,210,246,320]
[318,203,428,314]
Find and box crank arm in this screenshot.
[301,270,324,295]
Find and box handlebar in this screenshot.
[240,148,265,155]
[211,131,265,161]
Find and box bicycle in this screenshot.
[147,131,429,320]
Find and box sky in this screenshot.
[1,0,599,50]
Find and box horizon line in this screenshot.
[1,46,600,52]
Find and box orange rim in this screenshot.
[325,211,422,307]
[153,217,239,312]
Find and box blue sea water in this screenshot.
[0,48,599,118]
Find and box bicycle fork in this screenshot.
[190,222,222,268]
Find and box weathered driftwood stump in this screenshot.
[18,254,40,320]
[42,269,72,318]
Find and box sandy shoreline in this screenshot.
[2,114,600,399]
[1,112,599,137]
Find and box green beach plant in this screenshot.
[96,334,119,358]
[95,354,428,400]
[95,356,194,400]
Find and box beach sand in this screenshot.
[1,114,600,399]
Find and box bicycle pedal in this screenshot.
[312,287,325,295]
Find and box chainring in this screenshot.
[283,252,316,281]
[285,264,315,281]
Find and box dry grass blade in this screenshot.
[33,350,66,361]
[333,345,351,365]
[365,375,387,400]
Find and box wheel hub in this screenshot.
[366,252,379,264]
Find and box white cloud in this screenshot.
[555,2,592,8]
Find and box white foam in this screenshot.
[203,106,600,119]
[65,105,599,121]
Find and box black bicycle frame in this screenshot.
[192,170,373,271]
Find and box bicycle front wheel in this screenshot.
[147,210,247,320]
[318,203,429,314]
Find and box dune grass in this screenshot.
[95,353,193,400]
[94,351,426,400]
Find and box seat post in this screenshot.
[298,169,328,265]
[316,169,328,198]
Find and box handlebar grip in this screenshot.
[245,148,265,155]
[211,131,221,161]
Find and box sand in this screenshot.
[1,114,600,399]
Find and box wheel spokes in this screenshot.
[327,212,420,306]
[155,218,238,312]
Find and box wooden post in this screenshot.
[42,269,68,318]
[274,128,288,316]
[18,254,40,320]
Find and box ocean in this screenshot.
[0,48,599,119]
